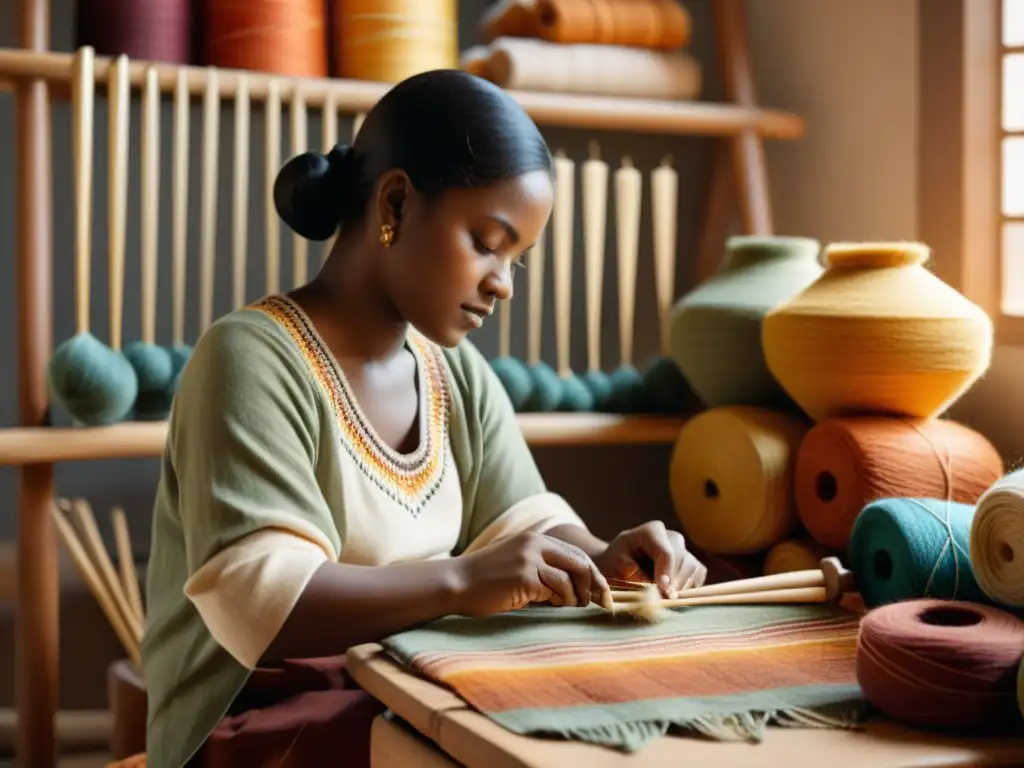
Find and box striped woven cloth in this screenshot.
[382,604,867,752]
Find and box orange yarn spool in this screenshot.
[795,417,1003,549]
[204,0,329,78]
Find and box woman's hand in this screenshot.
[593,521,707,598]
[450,532,613,616]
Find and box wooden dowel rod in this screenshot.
[616,585,829,611]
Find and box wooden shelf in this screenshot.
[0,414,688,466]
[0,47,806,139]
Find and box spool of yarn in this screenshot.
[124,341,175,421]
[333,0,459,83]
[857,599,1024,732]
[490,357,533,411]
[75,0,192,64]
[795,417,1003,549]
[763,538,835,575]
[205,0,329,78]
[521,362,563,412]
[848,498,990,609]
[668,406,809,555]
[970,469,1024,607]
[47,334,139,426]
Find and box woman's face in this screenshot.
[380,170,554,347]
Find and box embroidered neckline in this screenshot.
[251,293,450,515]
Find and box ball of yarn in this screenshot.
[795,417,1003,549]
[490,356,533,411]
[763,538,835,575]
[668,406,809,555]
[168,344,193,377]
[607,365,646,413]
[47,333,139,426]
[522,362,562,412]
[857,599,1024,732]
[641,356,701,414]
[580,370,614,411]
[970,469,1024,607]
[123,341,175,394]
[848,497,989,609]
[556,373,595,412]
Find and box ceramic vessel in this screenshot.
[762,241,993,422]
[668,235,823,410]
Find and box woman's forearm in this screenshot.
[544,523,607,560]
[262,558,464,662]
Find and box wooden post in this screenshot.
[15,0,57,765]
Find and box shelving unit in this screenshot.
[4,0,801,764]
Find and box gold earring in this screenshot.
[379,223,395,248]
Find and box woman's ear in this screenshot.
[374,169,410,228]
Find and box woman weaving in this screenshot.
[141,70,708,768]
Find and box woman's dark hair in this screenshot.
[273,70,553,241]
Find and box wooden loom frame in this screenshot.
[2,0,802,764]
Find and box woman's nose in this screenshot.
[483,262,514,301]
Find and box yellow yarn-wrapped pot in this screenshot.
[332,0,458,83]
[668,406,810,555]
[762,242,992,422]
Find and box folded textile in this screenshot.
[382,604,867,752]
[461,37,701,101]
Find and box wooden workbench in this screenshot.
[346,644,1024,768]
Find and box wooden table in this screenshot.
[346,644,1024,768]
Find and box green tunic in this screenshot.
[142,294,555,768]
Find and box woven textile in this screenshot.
[382,604,867,752]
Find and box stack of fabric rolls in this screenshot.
[460,0,702,101]
[669,237,1024,735]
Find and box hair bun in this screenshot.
[273,143,355,241]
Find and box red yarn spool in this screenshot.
[75,0,193,64]
[204,0,330,78]
[857,599,1024,732]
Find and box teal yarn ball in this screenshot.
[522,362,563,412]
[580,370,614,411]
[47,332,138,426]
[134,388,177,421]
[169,344,193,378]
[556,373,595,412]
[607,365,646,413]
[642,356,699,414]
[848,497,990,610]
[490,356,533,411]
[123,341,174,393]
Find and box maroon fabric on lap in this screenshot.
[189,656,385,768]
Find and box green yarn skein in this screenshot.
[848,497,990,610]
[490,356,533,411]
[124,340,175,421]
[47,332,138,425]
[580,370,614,411]
[556,372,594,412]
[607,365,645,413]
[522,362,563,412]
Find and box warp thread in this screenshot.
[970,469,1024,607]
[795,416,1002,549]
[857,599,1024,732]
[668,406,810,555]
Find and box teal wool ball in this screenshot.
[556,373,595,412]
[522,362,563,412]
[47,332,138,425]
[607,365,646,414]
[581,370,615,411]
[124,341,176,422]
[168,344,193,379]
[490,357,534,411]
[642,356,701,414]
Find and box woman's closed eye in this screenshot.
[472,235,527,269]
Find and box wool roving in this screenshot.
[795,417,1003,549]
[848,498,990,609]
[970,469,1024,607]
[668,406,810,555]
[857,599,1024,732]
[762,241,993,422]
